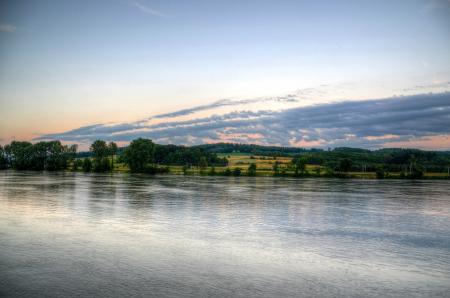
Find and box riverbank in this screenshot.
[53,164,450,180]
[91,155,449,180]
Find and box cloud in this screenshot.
[151,95,298,119]
[36,92,450,150]
[402,81,450,92]
[132,2,168,17]
[0,24,17,33]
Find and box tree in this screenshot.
[247,163,257,176]
[208,166,216,176]
[294,157,307,176]
[72,159,83,171]
[122,138,155,173]
[90,140,111,172]
[409,165,424,179]
[8,141,33,170]
[339,158,352,172]
[273,161,280,176]
[66,144,78,166]
[2,144,12,168]
[376,167,385,179]
[223,168,232,176]
[199,156,208,170]
[82,158,92,172]
[0,145,8,169]
[0,141,76,171]
[182,164,189,175]
[408,154,417,175]
[314,167,321,176]
[30,141,48,170]
[232,167,242,176]
[45,141,72,171]
[108,142,118,170]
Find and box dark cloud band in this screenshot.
[36,92,450,149]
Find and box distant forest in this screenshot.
[83,142,450,173]
[1,139,450,178]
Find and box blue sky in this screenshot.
[0,0,449,149]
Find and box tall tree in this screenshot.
[82,158,92,172]
[46,141,72,171]
[0,145,8,169]
[108,142,118,170]
[122,138,155,173]
[30,141,48,170]
[198,156,208,170]
[8,141,34,170]
[72,159,82,171]
[90,140,110,172]
[247,163,257,176]
[294,157,307,176]
[273,161,280,176]
[339,158,352,172]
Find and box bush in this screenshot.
[182,165,189,175]
[142,165,170,175]
[82,158,92,172]
[93,157,111,172]
[339,158,352,172]
[324,168,335,177]
[247,163,257,176]
[223,168,232,176]
[408,166,424,179]
[72,159,83,171]
[232,168,242,176]
[314,167,321,176]
[208,166,216,176]
[376,168,385,179]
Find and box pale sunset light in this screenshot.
[1,0,449,149]
[1,2,450,298]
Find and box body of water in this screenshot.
[1,171,450,297]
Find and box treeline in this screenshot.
[154,144,228,166]
[0,138,227,174]
[1,139,449,178]
[290,147,450,174]
[195,143,450,173]
[120,139,227,173]
[0,141,77,171]
[194,143,320,156]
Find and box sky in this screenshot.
[0,0,449,150]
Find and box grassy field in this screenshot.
[218,153,292,169]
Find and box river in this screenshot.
[1,171,449,297]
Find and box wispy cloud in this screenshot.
[0,24,17,33]
[402,81,450,92]
[151,95,298,119]
[36,93,450,150]
[132,2,168,17]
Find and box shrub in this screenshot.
[232,167,242,176]
[82,158,92,172]
[376,168,385,179]
[247,163,257,176]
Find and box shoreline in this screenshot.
[2,169,449,180]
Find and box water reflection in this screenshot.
[0,171,450,298]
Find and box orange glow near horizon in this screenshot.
[384,135,450,150]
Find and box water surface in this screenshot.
[1,171,450,297]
